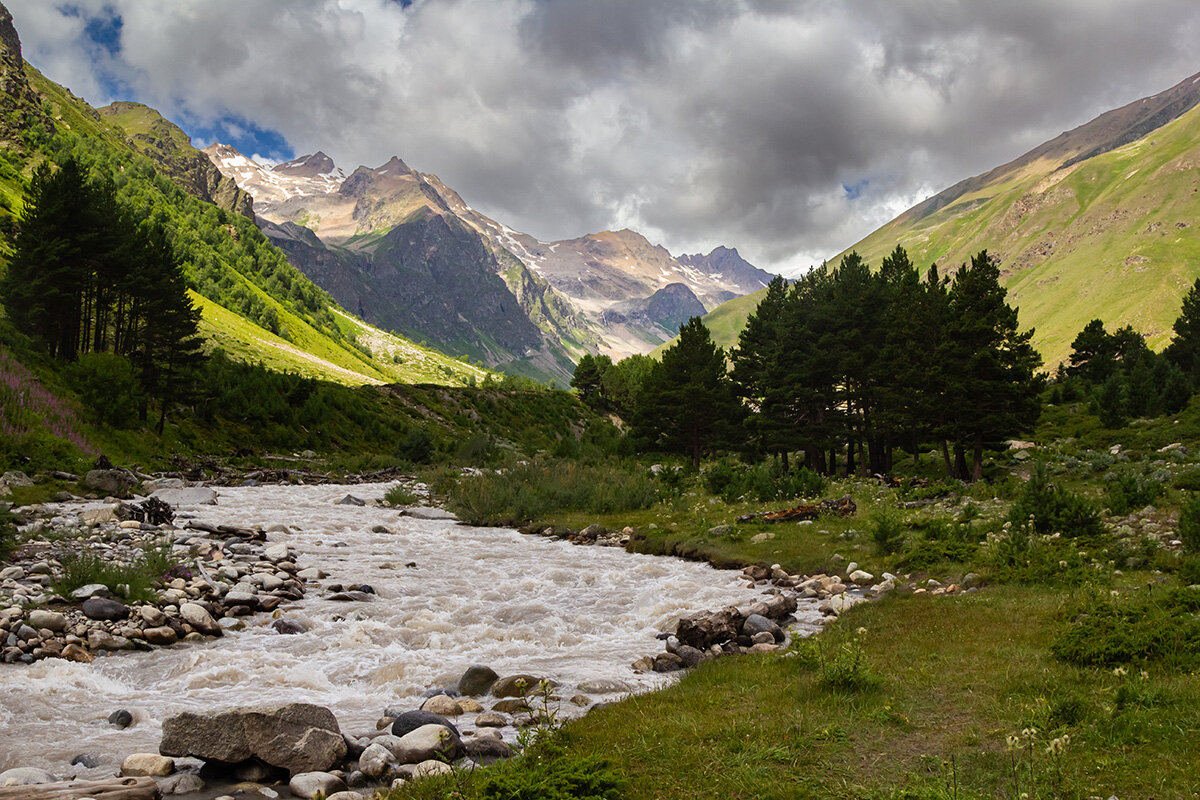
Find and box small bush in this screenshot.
[0,504,16,563]
[703,458,826,504]
[870,506,906,555]
[1051,587,1200,669]
[53,541,183,603]
[1105,470,1164,516]
[1008,463,1102,538]
[383,483,421,506]
[1178,556,1200,587]
[819,627,882,692]
[1179,493,1200,554]
[477,736,623,800]
[898,517,979,571]
[984,523,1095,586]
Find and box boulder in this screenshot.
[491,699,531,715]
[652,652,685,672]
[357,742,398,779]
[290,771,347,799]
[0,767,58,786]
[82,597,130,621]
[400,506,457,521]
[457,664,499,696]
[464,737,515,765]
[263,543,290,562]
[159,703,346,775]
[26,610,66,632]
[157,772,206,795]
[83,468,139,496]
[179,603,221,636]
[108,709,134,728]
[271,619,306,635]
[71,583,112,600]
[121,753,175,777]
[675,608,742,649]
[140,606,167,626]
[88,630,133,651]
[848,569,874,585]
[391,724,462,765]
[80,506,121,526]
[490,674,543,697]
[336,495,365,506]
[143,478,186,492]
[143,626,179,646]
[474,711,507,727]
[390,710,459,739]
[408,759,453,778]
[0,470,32,488]
[741,613,784,643]
[151,487,218,507]
[420,694,462,716]
[576,679,632,695]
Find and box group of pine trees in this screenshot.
[592,247,1045,480]
[0,156,203,431]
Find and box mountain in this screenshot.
[0,9,486,389]
[690,69,1200,364]
[206,146,772,373]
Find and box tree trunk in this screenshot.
[0,776,157,799]
[780,450,789,475]
[941,440,953,478]
[971,433,984,483]
[954,442,968,481]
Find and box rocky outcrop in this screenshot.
[159,703,346,775]
[0,3,49,149]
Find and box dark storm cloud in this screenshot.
[8,0,1200,272]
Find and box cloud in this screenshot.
[8,0,1200,272]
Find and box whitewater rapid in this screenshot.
[0,482,821,779]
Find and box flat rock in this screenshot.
[70,583,112,600]
[0,767,58,786]
[121,753,175,777]
[152,487,218,507]
[263,543,290,562]
[400,506,457,521]
[26,610,66,632]
[290,771,347,799]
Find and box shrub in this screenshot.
[1178,556,1200,587]
[703,458,826,504]
[1051,587,1200,668]
[818,627,882,692]
[898,517,980,571]
[1104,470,1164,515]
[384,483,421,506]
[1179,493,1200,554]
[870,506,907,555]
[477,736,623,800]
[52,540,184,603]
[984,523,1094,586]
[1008,463,1102,538]
[0,504,16,563]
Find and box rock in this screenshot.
[326,793,367,800]
[70,754,105,768]
[848,569,874,585]
[675,608,742,649]
[673,644,705,667]
[271,619,306,635]
[289,771,347,799]
[336,495,365,506]
[84,468,138,495]
[420,694,462,716]
[140,606,167,626]
[652,652,685,672]
[264,543,290,562]
[71,583,112,600]
[0,470,32,488]
[160,703,347,775]
[158,772,206,795]
[491,699,531,714]
[464,737,515,765]
[0,566,23,581]
[296,568,325,580]
[143,478,187,492]
[400,506,457,521]
[357,742,398,779]
[143,626,179,645]
[491,674,543,697]
[122,753,175,777]
[474,711,507,727]
[741,613,784,643]
[109,709,134,728]
[0,767,58,786]
[26,609,66,632]
[82,596,130,621]
[457,664,499,696]
[457,697,483,713]
[61,642,93,663]
[179,602,221,635]
[576,679,632,694]
[408,759,453,778]
[569,695,591,707]
[707,524,732,537]
[820,593,864,616]
[751,631,776,644]
[152,487,218,507]
[962,572,981,588]
[88,630,133,651]
[390,709,459,738]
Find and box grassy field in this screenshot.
[391,398,1200,800]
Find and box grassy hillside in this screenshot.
[11,65,486,388]
[684,80,1200,365]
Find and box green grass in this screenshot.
[51,540,185,604]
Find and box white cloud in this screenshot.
[8,0,1200,272]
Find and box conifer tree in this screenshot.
[1165,277,1200,381]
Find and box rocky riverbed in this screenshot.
[0,480,829,798]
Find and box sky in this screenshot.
[9,0,1200,275]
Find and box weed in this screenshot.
[383,483,421,507]
[818,626,883,692]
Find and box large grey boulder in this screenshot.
[491,674,544,697]
[391,724,461,765]
[160,703,346,775]
[179,603,221,636]
[741,613,784,643]
[83,468,139,496]
[457,664,499,696]
[82,597,130,621]
[357,742,398,779]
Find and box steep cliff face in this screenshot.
[99,102,255,219]
[0,2,47,150]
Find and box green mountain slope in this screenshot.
[1,41,485,387]
[687,70,1200,365]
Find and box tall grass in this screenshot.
[0,346,97,461]
[446,460,660,526]
[52,540,185,603]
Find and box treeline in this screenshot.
[0,156,202,431]
[577,247,1046,481]
[1056,278,1200,426]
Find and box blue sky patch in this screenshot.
[185,114,294,163]
[842,178,870,200]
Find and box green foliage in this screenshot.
[984,523,1092,586]
[1179,493,1200,555]
[898,516,980,571]
[1105,469,1165,515]
[816,627,883,692]
[478,737,623,800]
[1052,587,1200,669]
[446,460,659,526]
[870,506,907,555]
[62,352,139,428]
[52,540,185,604]
[0,504,16,563]
[383,483,420,506]
[1177,556,1200,587]
[702,457,826,503]
[1007,463,1102,538]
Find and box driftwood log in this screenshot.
[0,776,158,799]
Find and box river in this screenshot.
[0,482,823,784]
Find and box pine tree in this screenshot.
[1165,277,1200,381]
[731,275,798,466]
[633,317,743,467]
